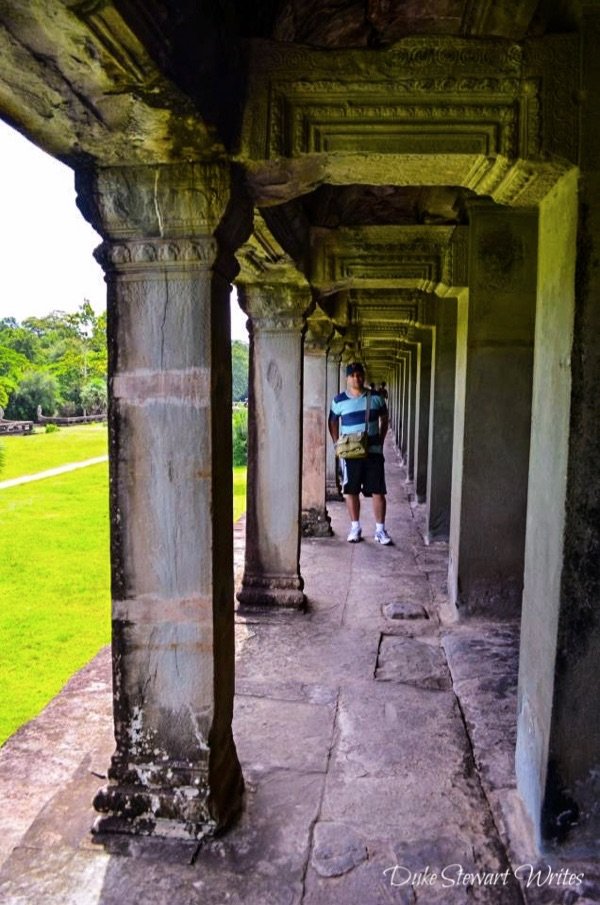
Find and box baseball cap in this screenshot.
[346,362,365,376]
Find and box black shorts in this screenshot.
[341,453,387,497]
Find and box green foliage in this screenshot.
[233,466,247,521]
[5,370,58,421]
[0,302,108,417]
[0,345,30,409]
[80,378,107,414]
[232,404,248,466]
[45,423,59,434]
[232,339,249,402]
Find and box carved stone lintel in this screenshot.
[301,507,333,537]
[311,226,454,294]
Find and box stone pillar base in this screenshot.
[237,575,306,610]
[93,752,244,840]
[326,480,343,502]
[301,507,333,537]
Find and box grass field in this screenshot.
[0,423,108,481]
[0,426,247,745]
[0,464,111,742]
[233,465,247,522]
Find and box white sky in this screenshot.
[0,120,248,341]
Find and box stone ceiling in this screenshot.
[0,0,581,378]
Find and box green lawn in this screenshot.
[0,431,247,744]
[0,465,111,743]
[0,423,108,481]
[233,465,247,522]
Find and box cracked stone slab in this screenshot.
[233,695,335,774]
[382,601,429,620]
[375,636,452,690]
[390,833,523,905]
[452,675,518,794]
[235,624,380,688]
[328,683,468,781]
[311,822,367,877]
[442,623,520,684]
[235,679,337,706]
[304,847,414,905]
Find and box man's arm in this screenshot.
[379,407,389,444]
[328,411,339,443]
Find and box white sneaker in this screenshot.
[347,526,362,543]
[374,528,392,545]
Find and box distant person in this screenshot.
[328,362,393,545]
[379,381,388,401]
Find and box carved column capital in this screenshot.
[78,161,231,240]
[239,282,313,332]
[304,314,334,355]
[327,333,346,362]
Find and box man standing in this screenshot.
[328,362,393,544]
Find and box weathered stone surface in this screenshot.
[442,623,520,684]
[233,695,335,774]
[375,636,452,690]
[301,507,333,537]
[382,601,429,620]
[311,822,367,877]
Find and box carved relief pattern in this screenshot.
[282,98,518,159]
[241,37,578,202]
[524,35,578,165]
[242,284,312,331]
[94,163,230,239]
[95,238,218,273]
[250,37,523,77]
[244,37,532,163]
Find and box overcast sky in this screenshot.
[0,120,248,341]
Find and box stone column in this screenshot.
[517,16,599,848]
[448,203,537,617]
[426,298,457,542]
[326,335,344,501]
[236,283,311,609]
[414,329,433,504]
[403,344,419,483]
[302,315,334,536]
[78,162,243,839]
[398,350,411,463]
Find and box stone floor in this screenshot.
[0,441,598,904]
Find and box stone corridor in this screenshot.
[1,440,598,905]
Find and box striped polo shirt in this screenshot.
[330,390,387,454]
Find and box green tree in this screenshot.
[13,302,108,415]
[232,405,248,466]
[231,340,249,402]
[0,319,39,361]
[5,371,58,421]
[0,346,30,409]
[80,378,107,415]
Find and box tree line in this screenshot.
[0,301,107,420]
[0,303,249,423]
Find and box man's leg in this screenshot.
[367,456,392,545]
[346,494,361,521]
[372,494,386,523]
